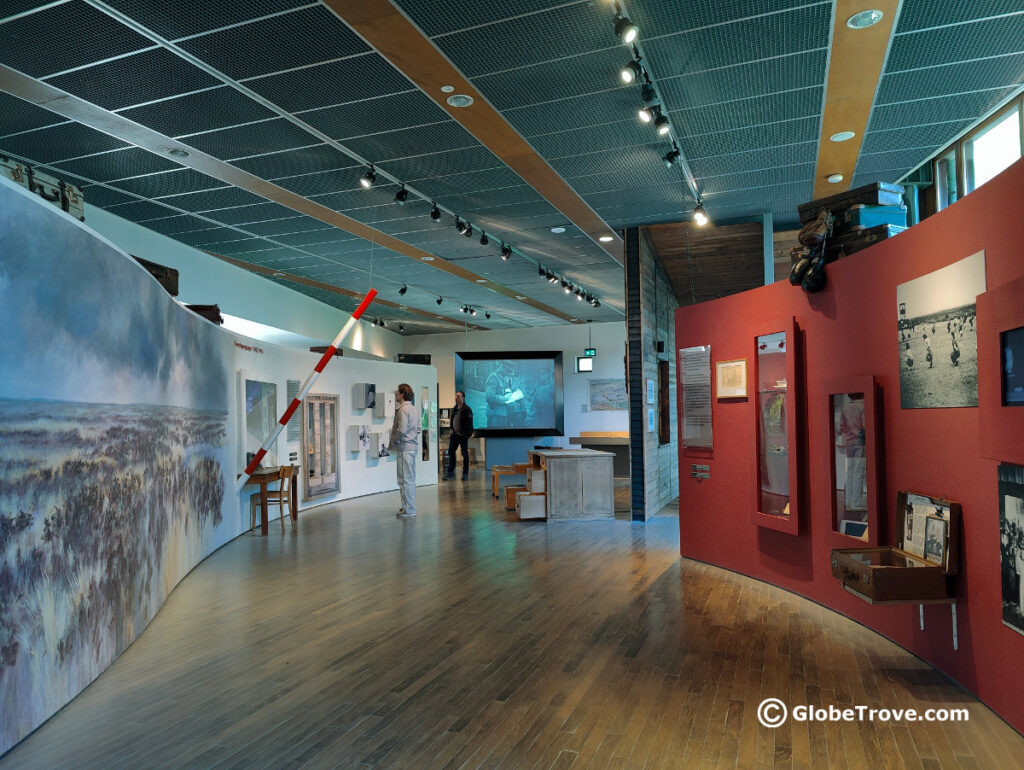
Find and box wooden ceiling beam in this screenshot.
[813,0,901,200]
[321,0,625,265]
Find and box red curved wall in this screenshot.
[675,158,1024,733]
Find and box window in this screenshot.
[934,148,958,211]
[964,106,1021,193]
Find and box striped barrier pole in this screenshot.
[235,288,378,494]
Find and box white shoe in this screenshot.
[397,512,416,518]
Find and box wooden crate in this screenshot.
[505,484,528,510]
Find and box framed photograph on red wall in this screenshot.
[979,275,1024,466]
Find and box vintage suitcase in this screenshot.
[825,224,906,262]
[1,155,29,189]
[798,181,905,224]
[185,304,224,325]
[132,255,179,296]
[831,491,960,603]
[835,204,907,233]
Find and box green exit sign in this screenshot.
[584,348,596,357]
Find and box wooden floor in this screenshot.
[4,476,1022,769]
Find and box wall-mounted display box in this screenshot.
[347,424,369,453]
[831,491,960,604]
[375,390,395,419]
[353,382,376,410]
[751,316,801,534]
[825,375,883,547]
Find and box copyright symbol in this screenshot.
[758,698,788,728]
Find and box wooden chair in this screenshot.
[250,465,295,532]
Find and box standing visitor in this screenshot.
[391,383,420,518]
[444,390,474,481]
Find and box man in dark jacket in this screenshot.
[444,390,474,480]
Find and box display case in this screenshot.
[751,317,801,534]
[825,376,883,547]
[353,383,376,410]
[832,491,960,603]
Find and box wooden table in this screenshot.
[240,466,298,535]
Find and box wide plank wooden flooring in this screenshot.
[3,476,1021,768]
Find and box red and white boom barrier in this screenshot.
[235,288,378,494]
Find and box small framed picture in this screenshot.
[924,515,948,567]
[716,359,747,399]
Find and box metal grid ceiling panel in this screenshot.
[432,3,612,79]
[393,0,568,38]
[695,161,814,191]
[244,54,414,113]
[382,146,504,183]
[274,169,362,197]
[896,1,1024,33]
[102,199,181,222]
[472,48,632,111]
[886,14,1024,72]
[184,119,319,160]
[101,0,311,40]
[504,89,639,138]
[690,142,817,174]
[0,1,151,78]
[156,186,269,212]
[199,201,302,225]
[137,213,221,236]
[109,167,227,198]
[631,0,818,32]
[301,91,447,140]
[551,143,672,181]
[343,121,480,164]
[441,186,546,213]
[868,88,1022,131]
[45,48,221,111]
[408,167,527,199]
[231,145,359,180]
[855,149,939,177]
[77,185,139,208]
[178,5,369,80]
[118,87,278,137]
[877,53,1024,105]
[240,215,337,238]
[0,122,129,163]
[175,227,253,248]
[658,49,828,112]
[530,120,663,161]
[0,93,66,137]
[672,87,824,138]
[55,147,180,183]
[860,121,974,154]
[642,4,831,79]
[684,116,820,159]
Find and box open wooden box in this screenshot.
[831,491,960,603]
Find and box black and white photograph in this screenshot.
[897,251,986,409]
[925,516,948,566]
[999,463,1024,637]
[1003,325,1024,405]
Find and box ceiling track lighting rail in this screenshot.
[612,1,706,225]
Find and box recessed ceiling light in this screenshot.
[440,85,455,93]
[827,173,844,184]
[446,94,474,108]
[570,318,579,322]
[550,226,566,234]
[830,131,856,142]
[476,279,487,283]
[598,235,614,242]
[168,148,190,158]
[271,271,285,278]
[847,9,883,29]
[421,256,435,261]
[515,295,526,300]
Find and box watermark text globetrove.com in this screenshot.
[757,699,969,728]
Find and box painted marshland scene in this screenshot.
[0,399,227,751]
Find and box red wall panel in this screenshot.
[675,157,1024,733]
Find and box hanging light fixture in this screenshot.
[693,201,709,227]
[430,203,441,221]
[501,243,512,260]
[479,231,489,246]
[394,185,409,204]
[436,296,443,305]
[398,284,407,295]
[360,166,376,188]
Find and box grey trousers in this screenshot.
[397,449,417,514]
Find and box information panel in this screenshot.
[680,345,713,451]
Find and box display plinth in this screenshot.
[529,449,614,519]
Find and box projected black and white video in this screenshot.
[455,352,564,436]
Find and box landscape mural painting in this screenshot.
[0,178,233,754]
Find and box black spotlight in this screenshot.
[479,231,489,246]
[638,84,658,123]
[430,203,441,221]
[360,166,376,188]
[654,112,670,136]
[538,265,546,277]
[399,323,405,333]
[469,307,477,316]
[548,272,559,284]
[463,223,474,238]
[562,280,571,294]
[485,311,491,319]
[501,243,512,260]
[593,299,601,308]
[455,217,467,234]
[621,58,642,84]
[398,284,407,295]
[575,289,584,301]
[663,147,681,168]
[615,14,638,44]
[394,186,409,205]
[436,296,443,305]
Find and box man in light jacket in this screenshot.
[391,383,420,518]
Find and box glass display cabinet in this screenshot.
[752,317,801,534]
[825,376,882,547]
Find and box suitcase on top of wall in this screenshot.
[825,224,906,262]
[1,155,85,221]
[835,204,908,234]
[798,181,905,224]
